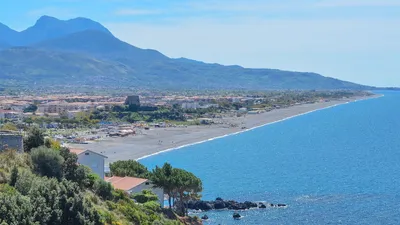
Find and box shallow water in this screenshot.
[140,91,400,224]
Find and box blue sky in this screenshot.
[1,0,400,87]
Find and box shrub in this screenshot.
[143,201,161,212]
[110,160,150,178]
[132,189,159,204]
[31,147,64,179]
[23,126,44,152]
[9,166,18,186]
[93,179,113,200]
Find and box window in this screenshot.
[145,182,150,185]
[85,152,89,155]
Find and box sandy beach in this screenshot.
[70,95,378,164]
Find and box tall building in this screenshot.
[124,96,140,106]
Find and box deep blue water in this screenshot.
[140,91,400,224]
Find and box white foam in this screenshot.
[137,95,383,161]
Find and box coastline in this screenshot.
[72,94,382,163]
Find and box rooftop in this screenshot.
[69,148,86,155]
[105,176,148,191]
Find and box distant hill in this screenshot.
[0,23,18,46]
[1,16,111,46]
[33,30,168,64]
[0,16,373,90]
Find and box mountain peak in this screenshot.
[37,15,60,23]
[4,15,113,46]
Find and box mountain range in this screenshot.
[0,16,372,90]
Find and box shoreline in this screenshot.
[72,94,382,163]
[136,94,382,161]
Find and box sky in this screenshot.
[0,0,399,87]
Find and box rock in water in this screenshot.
[201,215,209,220]
[259,204,267,208]
[214,200,226,209]
[233,213,241,220]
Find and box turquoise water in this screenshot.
[140,91,400,224]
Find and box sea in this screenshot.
[139,91,400,225]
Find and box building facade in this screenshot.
[0,132,24,152]
[125,96,140,106]
[69,148,107,179]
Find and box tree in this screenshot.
[171,168,202,216]
[23,126,44,152]
[0,191,35,225]
[151,163,174,208]
[131,189,159,204]
[23,104,38,113]
[110,160,150,178]
[93,179,113,200]
[31,147,64,180]
[151,163,202,216]
[44,138,61,150]
[9,166,18,187]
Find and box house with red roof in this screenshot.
[105,176,164,207]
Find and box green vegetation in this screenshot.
[151,163,202,216]
[132,190,159,204]
[0,122,18,131]
[109,160,203,217]
[23,104,38,113]
[23,126,45,152]
[109,160,150,178]
[0,148,184,225]
[31,146,64,179]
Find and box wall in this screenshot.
[77,151,105,179]
[0,134,24,152]
[128,183,164,207]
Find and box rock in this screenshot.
[259,204,267,208]
[214,201,226,209]
[195,201,213,211]
[270,203,275,207]
[233,213,241,219]
[231,203,247,210]
[277,204,287,207]
[216,197,223,201]
[201,215,209,220]
[187,200,196,209]
[244,201,258,208]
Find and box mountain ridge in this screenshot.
[0,16,373,90]
[1,15,112,46]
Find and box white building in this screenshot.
[69,148,107,179]
[181,102,200,109]
[105,176,164,207]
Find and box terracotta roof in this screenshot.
[69,148,86,155]
[105,176,148,191]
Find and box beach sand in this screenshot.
[70,95,378,163]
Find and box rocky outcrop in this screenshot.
[187,198,287,211]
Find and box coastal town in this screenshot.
[1,90,372,153]
[0,90,375,224]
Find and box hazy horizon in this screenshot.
[1,0,399,87]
